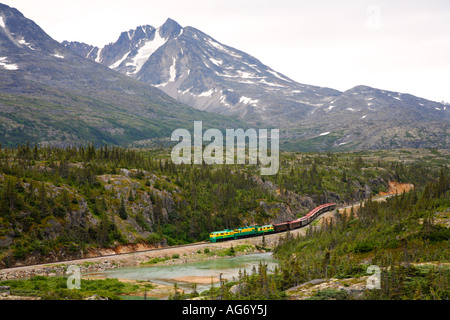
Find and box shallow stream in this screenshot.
[87,252,278,297]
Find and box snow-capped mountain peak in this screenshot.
[64,19,184,77]
[63,18,448,133]
[64,18,341,124]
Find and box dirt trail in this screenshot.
[338,181,414,217]
[378,181,414,196]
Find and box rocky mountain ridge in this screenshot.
[63,18,449,150]
[63,18,343,125]
[0,4,447,150]
[0,4,242,148]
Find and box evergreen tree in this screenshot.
[119,197,127,220]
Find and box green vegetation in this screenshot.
[307,289,350,300]
[141,256,173,265]
[0,142,285,267]
[171,261,287,300]
[0,69,245,148]
[365,264,449,300]
[171,172,449,300]
[270,172,449,299]
[0,143,448,295]
[0,275,153,300]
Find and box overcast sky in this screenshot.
[6,0,450,103]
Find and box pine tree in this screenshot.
[127,189,134,202]
[0,190,10,218]
[153,195,163,224]
[62,189,70,211]
[119,197,127,220]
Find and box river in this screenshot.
[86,252,278,298]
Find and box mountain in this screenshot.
[0,5,241,148]
[63,18,342,126]
[282,85,449,151]
[0,5,447,151]
[64,19,449,150]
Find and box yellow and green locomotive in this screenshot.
[209,225,274,242]
[209,203,336,242]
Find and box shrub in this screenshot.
[308,289,349,300]
[353,240,376,253]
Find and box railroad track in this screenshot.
[0,241,209,273]
[0,195,395,274]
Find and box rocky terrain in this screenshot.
[0,4,447,151]
[285,277,368,300]
[63,19,341,126]
[0,162,321,268]
[0,4,242,148]
[64,19,449,151]
[0,166,179,268]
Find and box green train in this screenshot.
[209,203,336,242]
[209,225,274,242]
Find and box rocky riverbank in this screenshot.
[0,237,273,281]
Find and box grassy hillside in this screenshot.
[0,80,244,148]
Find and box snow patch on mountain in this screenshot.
[18,38,35,50]
[128,28,167,74]
[178,87,192,95]
[198,89,214,97]
[156,83,168,89]
[95,48,102,63]
[169,57,177,82]
[220,93,231,107]
[259,79,285,88]
[266,69,291,82]
[209,58,222,66]
[0,56,18,70]
[207,38,241,58]
[240,96,259,105]
[237,70,259,79]
[110,51,129,69]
